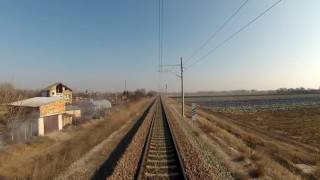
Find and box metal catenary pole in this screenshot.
[160,59,184,118]
[181,57,185,118]
[165,84,168,96]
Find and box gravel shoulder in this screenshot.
[163,98,232,180]
[105,98,157,179]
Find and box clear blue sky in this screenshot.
[0,0,319,92]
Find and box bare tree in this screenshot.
[0,83,38,143]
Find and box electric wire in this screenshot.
[184,0,249,65]
[186,0,283,69]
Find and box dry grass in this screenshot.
[204,109,320,153]
[168,98,309,179]
[232,155,245,162]
[218,107,320,149]
[202,113,317,178]
[315,164,320,178]
[0,98,151,179]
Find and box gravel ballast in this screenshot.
[105,100,157,179]
[163,99,232,179]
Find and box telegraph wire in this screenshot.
[158,0,165,93]
[186,0,283,69]
[160,0,164,72]
[158,0,162,72]
[165,0,249,73]
[157,0,162,92]
[184,0,249,65]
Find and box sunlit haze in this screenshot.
[0,0,319,92]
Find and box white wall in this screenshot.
[38,118,44,136]
[58,114,63,130]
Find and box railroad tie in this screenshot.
[146,165,177,170]
[137,99,186,179]
[148,153,175,158]
[145,172,180,178]
[148,149,174,154]
[147,159,176,163]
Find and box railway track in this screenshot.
[136,98,186,179]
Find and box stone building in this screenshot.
[8,97,72,136]
[41,83,73,104]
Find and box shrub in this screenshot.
[248,167,263,178]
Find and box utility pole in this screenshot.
[181,57,185,118]
[160,58,185,118]
[165,84,168,96]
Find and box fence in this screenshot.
[6,112,38,144]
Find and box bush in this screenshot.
[134,89,146,98]
[248,167,263,178]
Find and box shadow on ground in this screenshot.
[91,101,154,180]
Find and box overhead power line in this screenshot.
[158,0,165,93]
[186,0,283,69]
[184,0,249,65]
[161,0,164,72]
[158,0,164,73]
[158,0,161,72]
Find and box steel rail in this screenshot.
[135,97,186,180]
